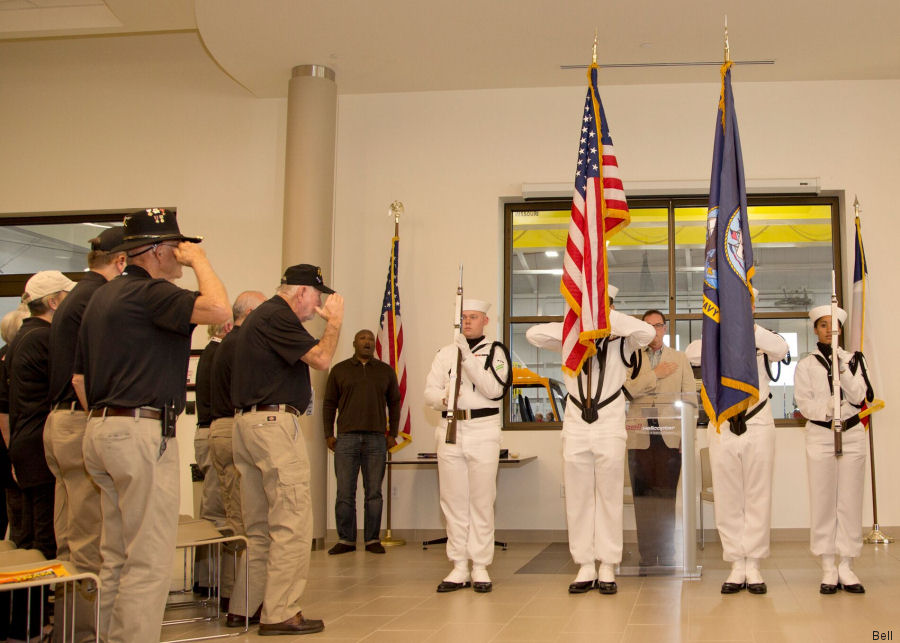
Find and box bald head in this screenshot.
[232,290,266,326]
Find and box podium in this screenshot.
[621,391,701,578]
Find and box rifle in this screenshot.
[830,271,842,456]
[445,265,464,444]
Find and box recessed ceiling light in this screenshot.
[545,250,559,257]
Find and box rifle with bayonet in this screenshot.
[445,265,464,444]
[831,271,842,456]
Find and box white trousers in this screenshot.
[562,419,626,566]
[805,424,866,558]
[707,422,775,562]
[435,418,501,567]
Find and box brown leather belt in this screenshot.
[239,404,301,417]
[88,407,162,420]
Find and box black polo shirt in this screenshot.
[232,295,318,410]
[74,265,198,413]
[7,317,53,488]
[210,326,240,420]
[195,338,220,428]
[0,345,16,489]
[49,270,108,405]
[323,356,401,438]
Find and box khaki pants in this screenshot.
[193,427,226,590]
[208,417,242,599]
[44,407,102,643]
[83,415,179,643]
[230,410,311,624]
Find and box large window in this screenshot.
[504,195,842,429]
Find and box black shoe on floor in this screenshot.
[226,604,262,628]
[365,542,386,554]
[721,582,746,594]
[328,542,356,555]
[437,581,471,593]
[597,581,617,595]
[473,582,492,593]
[568,580,596,594]
[839,582,865,594]
[258,612,324,636]
[747,583,767,595]
[820,583,838,595]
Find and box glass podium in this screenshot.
[620,391,701,578]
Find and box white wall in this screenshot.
[1,32,897,530]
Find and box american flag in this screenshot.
[375,235,411,447]
[560,63,630,376]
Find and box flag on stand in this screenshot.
[847,215,885,422]
[375,234,412,449]
[700,61,759,430]
[560,62,630,376]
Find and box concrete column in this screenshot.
[283,64,337,549]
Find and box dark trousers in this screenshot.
[334,432,387,544]
[2,483,55,640]
[628,434,681,565]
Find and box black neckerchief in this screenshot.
[466,335,485,349]
[816,342,832,360]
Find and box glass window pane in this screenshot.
[0,223,112,275]
[508,322,565,426]
[509,209,568,317]
[608,207,669,316]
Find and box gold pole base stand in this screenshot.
[381,530,406,547]
[864,525,895,544]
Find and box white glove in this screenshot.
[454,333,472,361]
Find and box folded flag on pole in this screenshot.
[560,62,630,376]
[700,61,759,430]
[848,214,885,422]
[375,234,411,449]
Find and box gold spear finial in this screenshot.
[853,195,860,216]
[724,15,730,63]
[592,29,598,65]
[389,200,404,224]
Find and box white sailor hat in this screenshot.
[462,299,490,314]
[751,286,759,299]
[809,304,847,325]
[608,284,619,300]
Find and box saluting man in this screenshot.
[424,299,511,594]
[686,288,789,595]
[794,304,868,594]
[527,286,655,595]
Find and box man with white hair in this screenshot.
[526,285,655,595]
[794,304,868,594]
[424,299,511,593]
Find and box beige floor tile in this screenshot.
[349,595,428,616]
[621,623,689,643]
[360,629,436,642]
[689,615,755,641]
[563,603,631,633]
[320,614,398,638]
[425,622,505,643]
[629,601,686,626]
[382,607,454,630]
[492,616,572,641]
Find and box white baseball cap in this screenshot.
[23,270,75,304]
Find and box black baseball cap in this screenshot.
[281,264,335,294]
[89,226,126,253]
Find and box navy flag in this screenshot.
[700,61,759,430]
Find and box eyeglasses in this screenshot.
[650,323,666,329]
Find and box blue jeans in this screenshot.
[334,432,387,544]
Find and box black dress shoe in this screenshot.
[597,581,617,595]
[437,580,471,593]
[839,582,865,594]
[220,596,230,613]
[365,542,386,554]
[226,604,262,628]
[568,580,596,594]
[258,613,324,636]
[819,583,838,595]
[473,582,492,593]
[747,583,767,595]
[328,542,356,555]
[721,582,746,594]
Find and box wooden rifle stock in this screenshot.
[445,264,464,444]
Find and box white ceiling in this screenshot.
[3,0,899,96]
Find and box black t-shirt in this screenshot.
[0,345,16,489]
[210,325,240,420]
[49,271,108,405]
[7,317,53,488]
[74,265,198,413]
[195,338,219,427]
[232,296,318,410]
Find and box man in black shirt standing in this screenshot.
[229,264,342,635]
[323,329,401,555]
[73,209,229,643]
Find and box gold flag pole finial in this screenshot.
[724,16,730,63]
[592,30,598,65]
[389,200,404,236]
[853,195,860,216]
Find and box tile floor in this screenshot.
[162,539,900,642]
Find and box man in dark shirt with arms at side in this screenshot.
[324,329,401,555]
[73,209,229,643]
[230,264,342,636]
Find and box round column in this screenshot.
[283,64,336,549]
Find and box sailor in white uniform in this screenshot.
[424,299,511,593]
[526,286,654,595]
[794,304,869,594]
[685,289,789,595]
